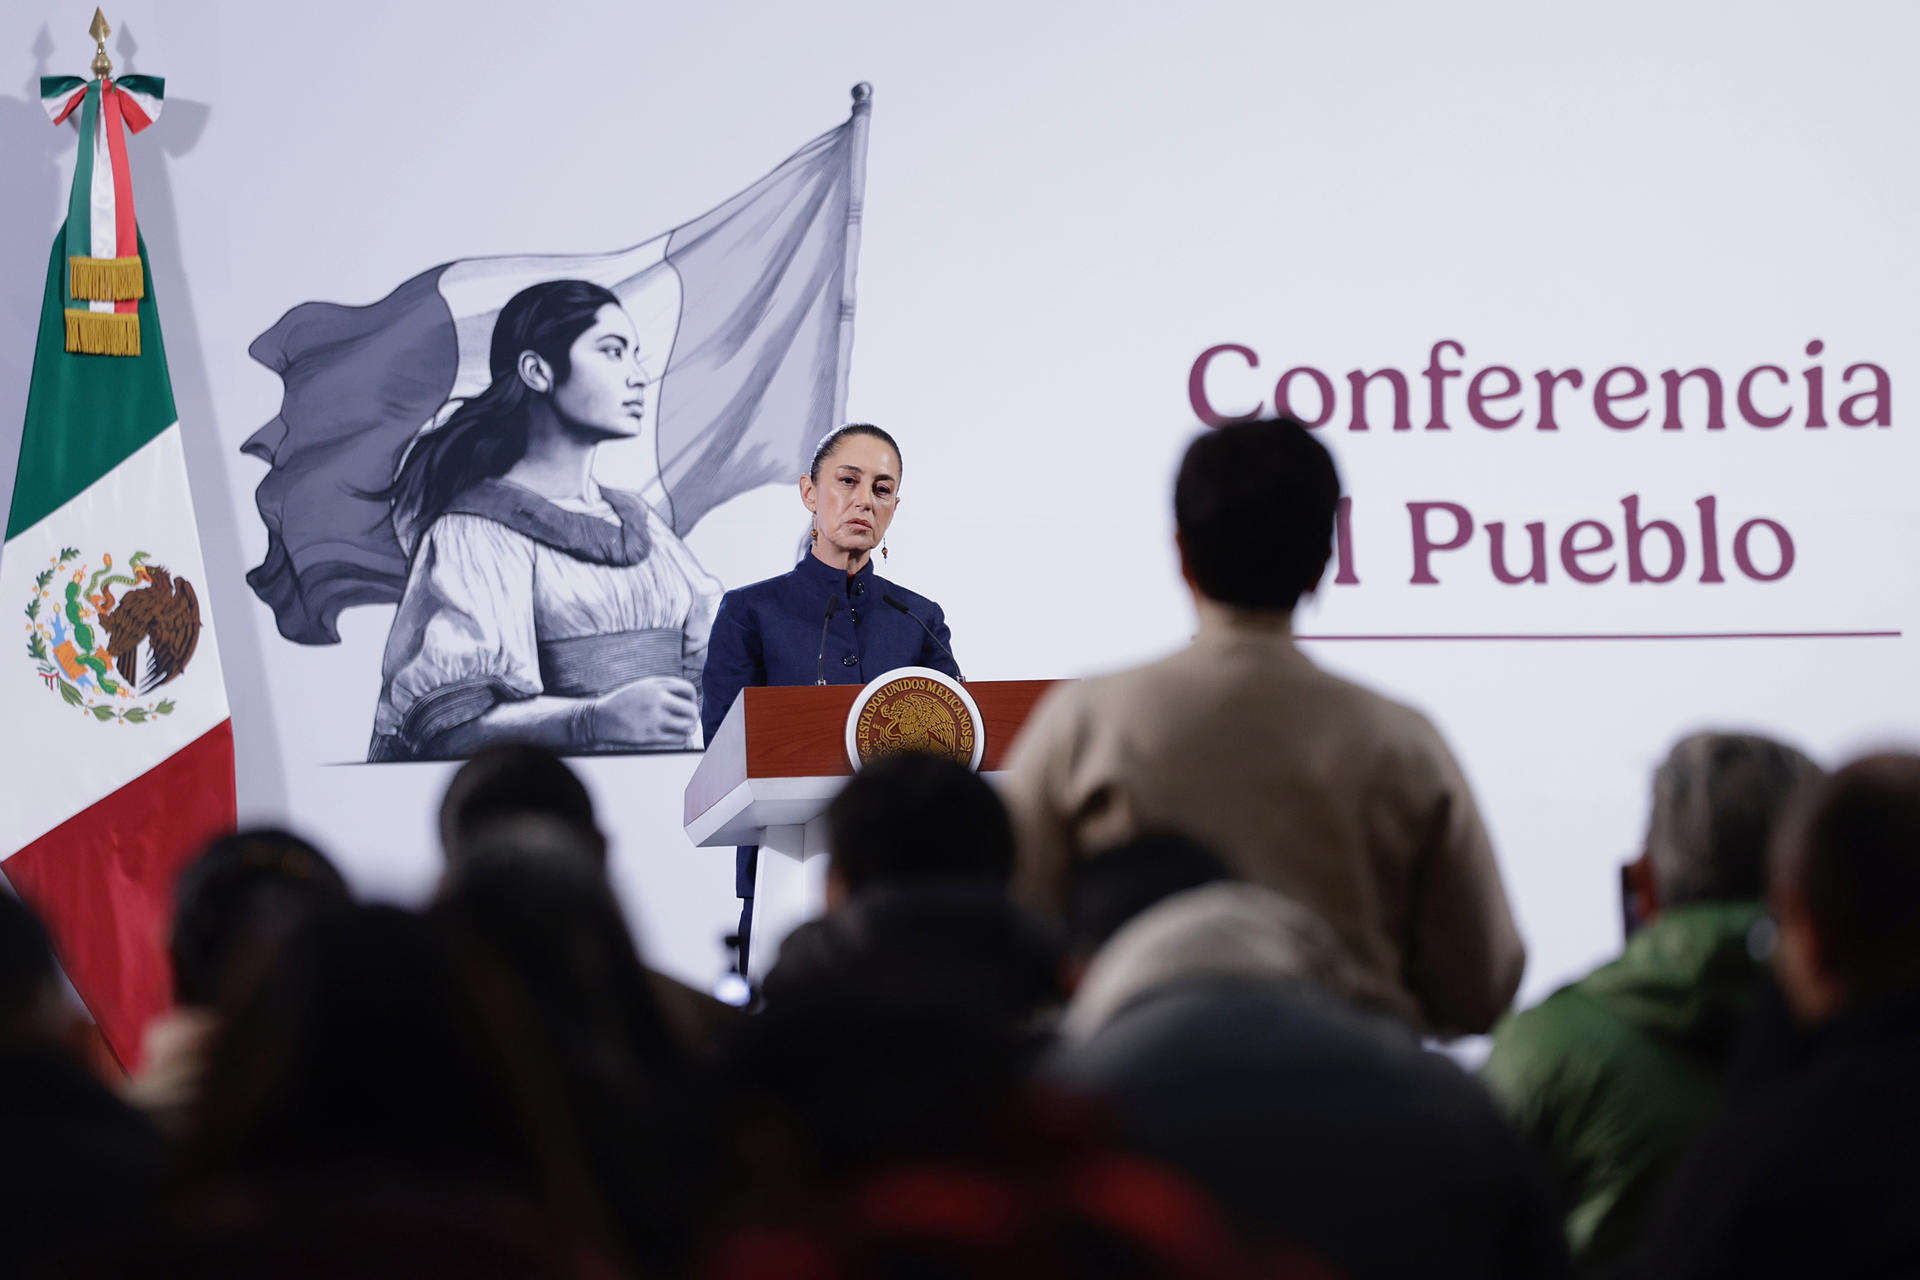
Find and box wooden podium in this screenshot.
[683,680,1056,977]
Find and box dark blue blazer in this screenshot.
[699,552,960,746]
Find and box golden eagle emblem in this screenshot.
[24,547,199,724]
[872,690,960,754]
[848,672,980,768]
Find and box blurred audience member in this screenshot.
[1628,754,1920,1278]
[76,903,621,1278]
[719,986,1043,1197]
[441,742,606,868]
[0,891,163,1278]
[1063,831,1234,984]
[437,823,719,1274]
[127,827,349,1135]
[822,748,1018,906]
[1046,882,1565,1280]
[1002,417,1524,1035]
[1481,732,1819,1272]
[438,741,735,1052]
[440,819,678,1063]
[701,1145,1311,1280]
[730,758,1076,1245]
[56,1180,621,1280]
[1058,881,1363,1043]
[719,968,1323,1274]
[186,904,549,1184]
[762,753,1064,1034]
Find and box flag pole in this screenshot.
[830,82,873,425]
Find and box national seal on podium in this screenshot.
[845,667,984,770]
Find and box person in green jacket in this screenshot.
[1481,732,1822,1273]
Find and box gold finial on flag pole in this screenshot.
[89,9,112,80]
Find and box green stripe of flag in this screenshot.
[40,76,85,111]
[117,75,164,105]
[6,229,177,541]
[63,84,97,307]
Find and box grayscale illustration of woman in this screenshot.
[368,279,721,761]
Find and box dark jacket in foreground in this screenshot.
[0,1044,163,1277]
[1046,976,1567,1280]
[1623,992,1920,1279]
[762,883,1064,1030]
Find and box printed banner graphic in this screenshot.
[243,89,873,761]
[3,72,236,1070]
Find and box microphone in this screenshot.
[882,591,965,682]
[814,596,842,685]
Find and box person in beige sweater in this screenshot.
[1000,418,1524,1035]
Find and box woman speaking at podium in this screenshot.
[700,423,961,968]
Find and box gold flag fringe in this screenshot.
[64,309,141,356]
[68,255,145,302]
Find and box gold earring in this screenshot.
[811,528,819,542]
[881,540,889,560]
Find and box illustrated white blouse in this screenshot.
[368,478,720,760]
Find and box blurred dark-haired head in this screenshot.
[436,819,676,1066]
[156,901,640,1277]
[1175,417,1340,613]
[1770,753,1920,1024]
[440,743,605,870]
[718,982,1037,1187]
[0,892,62,1045]
[826,754,1015,904]
[713,988,1254,1280]
[187,904,532,1182]
[0,893,171,1280]
[170,827,350,1009]
[1065,831,1235,963]
[436,823,718,1273]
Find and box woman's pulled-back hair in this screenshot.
[808,422,902,483]
[388,279,621,543]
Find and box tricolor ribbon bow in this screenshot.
[41,73,165,356]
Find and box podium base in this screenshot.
[747,816,830,981]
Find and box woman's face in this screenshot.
[801,433,901,558]
[548,304,646,441]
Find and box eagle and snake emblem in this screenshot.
[871,690,962,755]
[850,676,978,767]
[24,548,201,723]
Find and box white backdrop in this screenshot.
[2,0,1915,1002]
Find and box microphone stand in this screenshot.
[814,596,842,685]
[882,592,965,681]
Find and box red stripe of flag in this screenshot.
[3,722,237,1070]
[52,86,88,126]
[102,83,140,315]
[117,86,153,133]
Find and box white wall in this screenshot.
[2,0,1915,1001]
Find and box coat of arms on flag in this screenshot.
[241,86,876,763]
[24,546,200,721]
[2,13,237,1070]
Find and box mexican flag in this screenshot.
[0,73,234,1069]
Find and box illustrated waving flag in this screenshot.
[245,85,875,644]
[1,54,235,1069]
